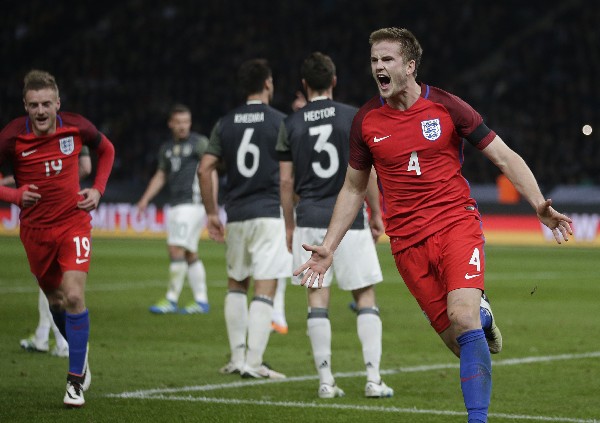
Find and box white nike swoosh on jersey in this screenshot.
[21,149,37,157]
[464,273,481,279]
[76,258,89,264]
[373,135,391,143]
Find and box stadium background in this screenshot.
[1,3,599,421]
[1,0,599,242]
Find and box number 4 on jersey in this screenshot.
[469,247,481,272]
[407,151,421,175]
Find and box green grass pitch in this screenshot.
[0,236,598,422]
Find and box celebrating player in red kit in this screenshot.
[0,69,115,408]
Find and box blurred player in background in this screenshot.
[0,69,115,408]
[18,146,92,357]
[199,59,291,379]
[295,28,572,422]
[278,52,393,399]
[137,104,216,315]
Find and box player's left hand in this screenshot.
[536,198,573,244]
[77,188,101,211]
[369,214,384,243]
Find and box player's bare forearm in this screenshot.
[199,155,219,215]
[279,161,295,248]
[321,166,370,252]
[365,168,384,241]
[483,136,572,243]
[293,167,369,289]
[138,171,166,209]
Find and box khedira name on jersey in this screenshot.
[234,112,265,124]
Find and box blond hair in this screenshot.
[369,28,423,78]
[23,69,59,98]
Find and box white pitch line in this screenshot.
[106,351,600,422]
[108,351,600,398]
[108,395,599,423]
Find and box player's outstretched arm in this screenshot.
[482,135,572,244]
[293,166,371,288]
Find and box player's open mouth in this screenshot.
[377,74,391,89]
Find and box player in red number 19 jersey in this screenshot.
[294,28,573,422]
[0,70,115,408]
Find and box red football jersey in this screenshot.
[349,84,496,253]
[0,112,101,227]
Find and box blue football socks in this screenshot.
[65,309,89,376]
[480,306,492,331]
[457,329,492,423]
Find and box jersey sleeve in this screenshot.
[157,143,170,172]
[61,112,102,148]
[276,122,292,161]
[0,118,25,165]
[348,103,377,171]
[429,87,496,150]
[195,134,210,157]
[206,121,223,157]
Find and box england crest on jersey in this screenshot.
[421,118,441,141]
[59,136,75,155]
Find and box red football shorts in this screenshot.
[393,216,486,334]
[20,220,93,291]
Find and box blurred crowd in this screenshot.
[1,0,598,198]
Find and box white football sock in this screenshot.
[37,289,68,348]
[225,291,248,368]
[357,311,383,383]
[307,317,334,386]
[272,278,287,326]
[187,260,208,303]
[34,289,50,347]
[165,261,187,303]
[245,298,273,369]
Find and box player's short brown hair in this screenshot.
[238,59,272,97]
[301,52,336,91]
[369,27,423,78]
[23,69,59,98]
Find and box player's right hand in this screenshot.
[293,244,333,289]
[207,214,225,243]
[19,184,41,208]
[536,198,573,244]
[136,200,148,213]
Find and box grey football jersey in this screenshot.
[277,98,365,229]
[158,132,209,206]
[207,102,286,222]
